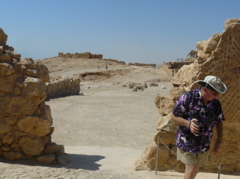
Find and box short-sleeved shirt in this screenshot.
[172,88,225,154]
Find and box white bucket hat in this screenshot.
[198,75,227,93]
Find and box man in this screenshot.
[171,75,227,179]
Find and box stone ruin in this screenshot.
[0,28,69,164]
[58,52,103,59]
[58,51,126,65]
[135,18,240,174]
[46,76,80,100]
[161,61,193,76]
[128,62,157,68]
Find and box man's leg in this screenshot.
[184,165,199,179]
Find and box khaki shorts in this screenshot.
[177,148,210,167]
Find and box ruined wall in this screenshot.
[135,18,240,174]
[161,62,193,77]
[58,52,103,59]
[104,58,126,65]
[128,62,156,68]
[0,28,68,164]
[46,76,80,99]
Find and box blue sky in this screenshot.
[1,0,240,64]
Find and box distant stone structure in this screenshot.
[161,50,197,76]
[58,52,103,59]
[58,52,126,65]
[161,62,192,76]
[104,58,126,65]
[128,63,156,68]
[135,18,240,174]
[0,28,68,164]
[186,50,197,62]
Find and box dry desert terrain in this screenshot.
[0,57,238,179]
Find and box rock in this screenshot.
[0,28,7,45]
[150,82,158,87]
[0,63,15,76]
[21,77,46,96]
[3,151,24,160]
[0,120,13,134]
[18,136,45,156]
[56,155,70,165]
[36,154,55,164]
[43,143,64,154]
[16,116,51,136]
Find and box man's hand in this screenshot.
[189,118,200,135]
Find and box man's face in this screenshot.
[204,87,219,101]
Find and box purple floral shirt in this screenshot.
[172,88,225,154]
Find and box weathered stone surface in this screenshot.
[0,28,7,45]
[197,33,221,53]
[22,77,46,96]
[36,154,55,164]
[225,18,240,29]
[20,58,37,69]
[154,95,174,116]
[3,151,24,160]
[171,63,199,87]
[56,155,70,165]
[154,131,176,145]
[137,18,240,174]
[11,52,21,60]
[44,105,53,126]
[0,54,12,61]
[43,143,63,154]
[0,46,4,53]
[0,74,17,92]
[36,61,50,83]
[0,120,13,134]
[0,95,44,116]
[19,136,45,156]
[23,69,38,77]
[0,63,15,76]
[2,132,15,145]
[135,142,170,170]
[17,116,51,136]
[4,116,17,125]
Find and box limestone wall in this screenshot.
[135,18,240,174]
[104,58,126,65]
[128,62,156,68]
[46,76,80,99]
[0,28,68,164]
[161,62,193,77]
[58,52,103,59]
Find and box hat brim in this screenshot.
[198,80,227,93]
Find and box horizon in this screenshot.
[1,0,240,64]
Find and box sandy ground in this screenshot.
[0,58,238,178]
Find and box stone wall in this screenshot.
[58,52,103,59]
[128,62,156,68]
[46,76,80,100]
[0,28,68,164]
[104,58,126,65]
[161,62,193,77]
[135,18,240,174]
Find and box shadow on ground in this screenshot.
[65,153,105,170]
[0,153,105,171]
